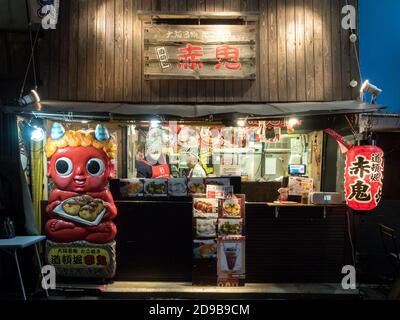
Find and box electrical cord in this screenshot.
[19,26,40,99]
[345,0,363,86]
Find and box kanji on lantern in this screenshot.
[348,180,372,202]
[349,156,370,178]
[178,43,203,70]
[215,45,241,70]
[345,145,384,211]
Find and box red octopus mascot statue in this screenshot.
[45,123,117,278]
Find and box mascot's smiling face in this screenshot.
[48,146,113,193]
[45,123,116,193]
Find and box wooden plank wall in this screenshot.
[39,0,359,103]
[0,31,33,101]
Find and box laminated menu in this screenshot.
[288,176,314,196]
[217,219,242,236]
[196,218,217,238]
[217,237,245,276]
[168,178,187,196]
[143,179,168,197]
[206,185,234,199]
[119,178,144,197]
[221,194,242,218]
[188,178,206,195]
[193,239,217,259]
[193,198,219,218]
[205,178,231,186]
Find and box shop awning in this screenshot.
[6,99,385,120]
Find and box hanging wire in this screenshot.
[29,24,38,90]
[345,0,363,87]
[345,115,358,138]
[19,26,40,99]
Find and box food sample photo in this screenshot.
[193,239,217,259]
[195,218,217,238]
[192,198,219,218]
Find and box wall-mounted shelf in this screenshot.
[266,202,347,219]
[137,11,260,21]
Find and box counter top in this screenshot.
[114,199,346,207]
[265,202,346,207]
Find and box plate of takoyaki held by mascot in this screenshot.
[54,195,107,226]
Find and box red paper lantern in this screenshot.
[345,145,384,211]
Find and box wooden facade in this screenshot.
[39,0,359,104]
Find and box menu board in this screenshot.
[217,237,246,279]
[168,178,187,196]
[288,176,314,196]
[119,179,144,197]
[192,178,246,286]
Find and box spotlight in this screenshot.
[288,118,299,128]
[31,126,45,142]
[236,119,246,127]
[360,80,382,103]
[150,119,161,128]
[20,118,46,142]
[18,89,41,106]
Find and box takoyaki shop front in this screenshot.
[0,0,387,299]
[1,98,384,299]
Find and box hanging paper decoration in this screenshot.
[345,145,384,211]
[50,122,65,140]
[324,129,384,211]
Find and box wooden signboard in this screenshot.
[144,24,256,80]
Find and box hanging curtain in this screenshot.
[0,111,38,235]
[0,112,19,160]
[30,140,44,234]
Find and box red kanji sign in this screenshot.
[144,25,256,79]
[178,43,204,70]
[215,45,241,70]
[345,146,384,211]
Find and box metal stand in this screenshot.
[34,243,49,298]
[13,249,27,300]
[1,244,49,300]
[274,206,280,219]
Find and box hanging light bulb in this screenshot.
[236,119,246,127]
[31,126,45,142]
[150,119,161,128]
[288,118,299,128]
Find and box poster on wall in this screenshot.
[144,25,256,80]
[44,123,117,278]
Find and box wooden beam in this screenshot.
[137,11,259,21]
